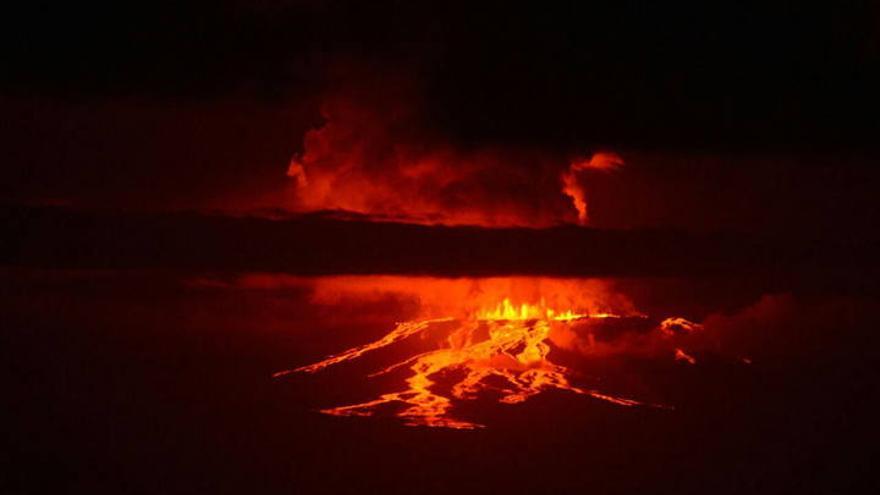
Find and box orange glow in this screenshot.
[274,276,687,429]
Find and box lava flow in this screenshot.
[276,296,655,429]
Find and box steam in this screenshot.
[561,152,624,225]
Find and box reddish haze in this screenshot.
[284,86,619,227]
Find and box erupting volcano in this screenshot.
[274,277,700,429]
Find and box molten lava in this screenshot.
[277,293,654,429]
[263,276,710,429]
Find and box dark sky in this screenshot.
[2,1,879,232]
[4,1,877,145]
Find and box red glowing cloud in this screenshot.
[284,82,620,227]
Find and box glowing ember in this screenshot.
[659,317,704,336]
[277,297,652,429]
[674,348,697,365]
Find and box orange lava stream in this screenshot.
[279,300,648,429]
[273,317,453,377]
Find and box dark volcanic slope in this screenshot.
[3,205,876,281]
